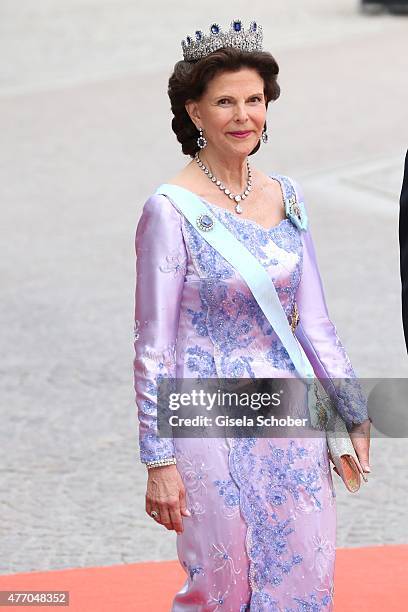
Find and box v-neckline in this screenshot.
[202,200,290,233]
[164,174,289,233]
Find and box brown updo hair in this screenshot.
[168,46,280,158]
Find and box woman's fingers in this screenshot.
[168,503,183,534]
[146,496,174,529]
[145,498,161,524]
[157,504,173,530]
[178,476,191,518]
[353,431,370,473]
[146,498,176,530]
[350,418,371,473]
[145,465,189,532]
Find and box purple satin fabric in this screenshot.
[133,175,367,610]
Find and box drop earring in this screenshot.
[197,127,207,149]
[261,125,268,144]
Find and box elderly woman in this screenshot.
[133,20,371,611]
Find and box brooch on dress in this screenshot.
[196,213,215,231]
[284,195,308,231]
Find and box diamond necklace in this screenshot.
[194,152,252,214]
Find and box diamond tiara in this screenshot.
[181,19,263,63]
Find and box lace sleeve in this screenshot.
[293,180,369,430]
[133,193,187,463]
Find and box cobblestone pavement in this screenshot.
[1,1,407,573]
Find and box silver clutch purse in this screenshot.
[308,380,366,493]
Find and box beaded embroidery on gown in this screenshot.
[133,174,368,611]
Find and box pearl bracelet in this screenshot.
[145,457,177,469]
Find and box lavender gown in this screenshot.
[133,175,368,611]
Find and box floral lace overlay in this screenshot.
[266,340,296,372]
[228,436,335,607]
[204,201,302,259]
[213,478,240,518]
[185,344,218,377]
[335,377,369,427]
[134,178,364,609]
[159,247,187,277]
[181,198,303,378]
[181,215,234,280]
[134,345,177,463]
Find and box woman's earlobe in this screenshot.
[185,101,200,127]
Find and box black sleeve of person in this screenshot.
[399,149,408,352]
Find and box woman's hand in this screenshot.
[330,417,371,478]
[349,417,371,474]
[145,464,191,534]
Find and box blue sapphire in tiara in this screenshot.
[182,19,263,63]
[196,213,214,232]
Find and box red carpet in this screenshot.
[0,545,406,611]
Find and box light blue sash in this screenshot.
[155,183,316,383]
